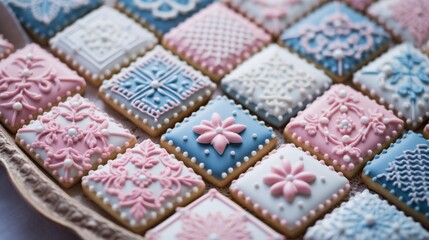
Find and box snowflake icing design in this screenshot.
[305,191,429,239]
[223,53,317,117]
[192,112,246,155]
[390,0,429,47]
[282,3,388,76]
[176,212,252,240]
[133,0,198,20]
[360,45,429,122]
[7,0,90,24]
[375,144,429,209]
[85,140,203,222]
[263,158,316,202]
[110,50,208,122]
[17,95,134,183]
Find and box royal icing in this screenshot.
[354,43,429,128]
[227,0,322,36]
[344,0,374,10]
[161,96,276,183]
[305,190,429,240]
[116,0,213,35]
[49,6,157,85]
[82,139,204,229]
[369,0,429,47]
[5,0,101,40]
[16,94,135,186]
[230,144,349,234]
[145,189,284,240]
[285,84,403,177]
[0,43,85,132]
[221,44,332,128]
[0,35,13,59]
[163,3,271,81]
[364,131,429,220]
[281,2,390,79]
[100,46,215,134]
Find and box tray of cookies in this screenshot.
[0,0,428,239]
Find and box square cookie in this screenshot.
[146,189,284,240]
[305,190,429,240]
[50,6,157,86]
[280,2,390,82]
[100,46,216,137]
[16,95,136,188]
[0,43,86,132]
[354,43,429,129]
[226,0,323,36]
[284,84,404,178]
[163,3,271,82]
[369,0,429,47]
[0,34,13,59]
[5,0,101,43]
[116,0,214,37]
[82,139,205,233]
[362,131,429,228]
[160,96,277,187]
[230,144,350,238]
[221,44,332,128]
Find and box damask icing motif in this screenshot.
[0,35,13,60]
[305,190,429,240]
[16,95,135,186]
[286,85,403,176]
[281,2,389,79]
[193,112,246,155]
[82,139,204,228]
[133,0,198,20]
[263,158,316,202]
[163,3,271,81]
[176,212,252,240]
[0,44,85,132]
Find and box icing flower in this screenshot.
[336,115,355,134]
[192,112,246,155]
[263,159,316,202]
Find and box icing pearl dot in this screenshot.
[215,127,223,134]
[63,159,73,168]
[204,149,209,155]
[360,116,369,124]
[230,151,235,156]
[138,175,146,180]
[320,117,329,124]
[382,65,393,76]
[333,49,344,60]
[383,118,390,124]
[340,105,348,112]
[343,155,351,162]
[182,136,188,141]
[208,233,219,240]
[392,223,400,232]
[12,102,23,111]
[338,89,347,98]
[26,52,33,59]
[341,119,349,127]
[286,175,295,181]
[342,135,350,142]
[71,101,80,107]
[150,80,161,89]
[101,129,109,135]
[301,120,307,126]
[67,128,77,136]
[364,214,376,227]
[252,133,257,139]
[22,68,30,76]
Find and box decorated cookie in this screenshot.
[82,139,205,233]
[163,3,271,82]
[116,0,214,37]
[146,189,284,240]
[362,131,429,228]
[160,96,277,187]
[5,0,101,43]
[226,0,323,36]
[100,46,216,137]
[354,43,429,129]
[230,144,350,238]
[284,84,404,178]
[50,6,157,86]
[280,2,390,82]
[0,35,13,59]
[0,43,86,132]
[221,44,332,128]
[16,95,136,188]
[344,0,374,11]
[305,190,429,240]
[369,0,429,47]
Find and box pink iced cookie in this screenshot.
[284,84,404,178]
[16,95,136,188]
[0,34,13,59]
[162,3,271,82]
[0,43,85,132]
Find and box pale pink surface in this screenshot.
[163,3,271,77]
[263,158,316,202]
[0,34,13,59]
[192,112,246,155]
[286,84,403,171]
[0,43,85,129]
